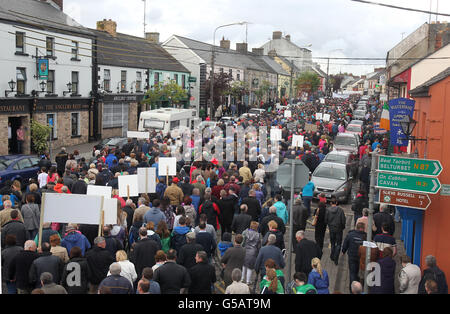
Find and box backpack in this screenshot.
[201,200,217,229]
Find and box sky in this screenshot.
[64,0,450,76]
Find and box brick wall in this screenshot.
[128,102,138,131]
[102,127,122,139]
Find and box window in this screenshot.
[46,37,54,57]
[104,69,111,91]
[121,71,127,92]
[71,72,79,94]
[29,157,40,167]
[47,70,55,94]
[16,68,27,94]
[182,75,186,89]
[229,69,233,77]
[220,68,224,73]
[71,41,78,60]
[170,120,180,129]
[14,158,32,170]
[174,74,178,84]
[16,32,25,53]
[46,113,57,139]
[103,103,129,129]
[136,71,142,92]
[237,73,240,81]
[71,112,80,136]
[154,72,159,85]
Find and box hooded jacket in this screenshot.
[61,230,91,256]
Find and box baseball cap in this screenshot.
[172,177,179,184]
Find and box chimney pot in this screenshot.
[252,48,264,56]
[236,42,248,54]
[145,32,160,43]
[220,37,231,50]
[97,19,117,37]
[273,31,282,40]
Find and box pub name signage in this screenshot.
[36,103,90,112]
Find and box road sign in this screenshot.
[276,160,310,192]
[440,184,450,196]
[378,155,443,177]
[376,172,441,194]
[378,189,431,210]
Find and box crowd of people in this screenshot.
[0,94,448,295]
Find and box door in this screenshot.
[8,117,22,154]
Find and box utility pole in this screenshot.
[286,159,296,289]
[143,0,147,36]
[209,47,215,119]
[289,60,294,105]
[326,57,330,98]
[364,152,378,294]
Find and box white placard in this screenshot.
[363,241,378,248]
[87,185,112,199]
[270,128,282,141]
[284,110,292,118]
[323,114,331,122]
[320,98,325,104]
[158,157,177,176]
[103,198,118,225]
[316,113,323,120]
[138,167,156,193]
[127,131,150,139]
[292,135,304,148]
[118,175,139,197]
[43,193,103,225]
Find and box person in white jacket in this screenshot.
[398,255,421,294]
[108,250,138,286]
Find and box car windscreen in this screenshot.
[350,120,363,125]
[346,126,361,132]
[314,165,347,180]
[107,138,125,146]
[0,159,14,171]
[334,136,357,146]
[249,109,261,114]
[144,119,164,129]
[354,110,365,115]
[324,154,347,164]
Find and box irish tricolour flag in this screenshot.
[379,102,390,131]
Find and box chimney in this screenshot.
[145,32,160,43]
[97,19,117,37]
[236,42,248,54]
[435,31,443,50]
[268,49,277,58]
[220,37,230,50]
[273,31,282,40]
[252,48,264,56]
[285,35,291,42]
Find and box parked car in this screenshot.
[349,120,364,126]
[93,137,128,156]
[0,155,42,189]
[353,109,366,120]
[333,133,360,155]
[247,108,266,117]
[323,150,359,178]
[346,124,363,139]
[218,116,236,125]
[311,162,353,204]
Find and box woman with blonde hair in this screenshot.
[107,250,137,286]
[307,257,329,294]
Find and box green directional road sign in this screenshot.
[378,155,443,177]
[376,172,441,194]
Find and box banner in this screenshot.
[38,58,49,80]
[389,98,415,147]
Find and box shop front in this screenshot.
[0,98,31,156]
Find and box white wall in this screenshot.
[0,22,92,97]
[411,44,450,90]
[98,65,147,93]
[261,39,313,70]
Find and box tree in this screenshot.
[30,119,51,155]
[204,72,233,112]
[330,75,344,92]
[255,80,271,103]
[142,80,188,109]
[295,71,321,95]
[229,80,249,100]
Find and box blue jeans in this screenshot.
[6,280,17,294]
[302,196,313,216]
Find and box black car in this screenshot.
[92,137,128,156]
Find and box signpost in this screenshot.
[378,155,443,177]
[376,172,441,194]
[378,189,431,210]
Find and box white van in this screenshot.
[138,108,200,137]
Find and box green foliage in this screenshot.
[30,119,51,155]
[295,71,321,94]
[142,80,188,108]
[229,80,249,98]
[255,80,272,102]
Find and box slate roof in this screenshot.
[92,29,189,72]
[409,66,450,96]
[260,56,290,76]
[0,0,93,37]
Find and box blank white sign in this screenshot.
[103,198,118,225]
[87,185,112,199]
[127,131,149,139]
[292,135,304,148]
[316,113,323,120]
[158,157,177,176]
[284,110,292,118]
[138,167,156,193]
[323,114,331,122]
[43,193,103,225]
[118,175,139,197]
[270,128,282,141]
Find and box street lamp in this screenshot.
[5,79,16,97]
[63,82,72,96]
[400,115,427,146]
[210,21,249,120]
[39,81,47,93]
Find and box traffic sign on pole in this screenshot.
[376,172,441,194]
[378,155,443,177]
[378,189,431,210]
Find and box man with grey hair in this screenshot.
[225,268,250,294]
[351,281,363,294]
[98,263,133,294]
[373,204,395,235]
[0,199,23,227]
[418,255,448,294]
[8,240,39,294]
[133,196,150,223]
[295,230,321,276]
[254,233,285,279]
[85,236,115,294]
[231,204,252,235]
[40,272,67,294]
[260,205,286,237]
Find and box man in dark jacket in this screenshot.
[195,223,216,261]
[2,235,23,294]
[188,251,216,294]
[241,189,262,222]
[98,263,133,294]
[294,231,322,276]
[130,227,159,278]
[373,204,395,236]
[177,232,204,270]
[418,255,448,294]
[216,189,235,233]
[260,206,286,236]
[85,236,115,294]
[342,222,367,292]
[61,246,90,294]
[180,177,194,197]
[8,240,39,294]
[103,226,123,258]
[351,190,368,225]
[153,249,191,294]
[325,197,346,265]
[254,234,285,279]
[231,204,252,235]
[55,147,68,177]
[1,210,27,248]
[292,198,308,250]
[29,242,64,288]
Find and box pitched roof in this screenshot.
[260,56,290,76]
[92,29,189,72]
[409,66,450,96]
[311,66,327,78]
[0,0,93,37]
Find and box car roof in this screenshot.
[0,155,33,160]
[326,150,351,156]
[336,132,357,138]
[315,161,346,169]
[347,124,362,128]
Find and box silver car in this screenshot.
[333,133,360,155]
[311,162,353,204]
